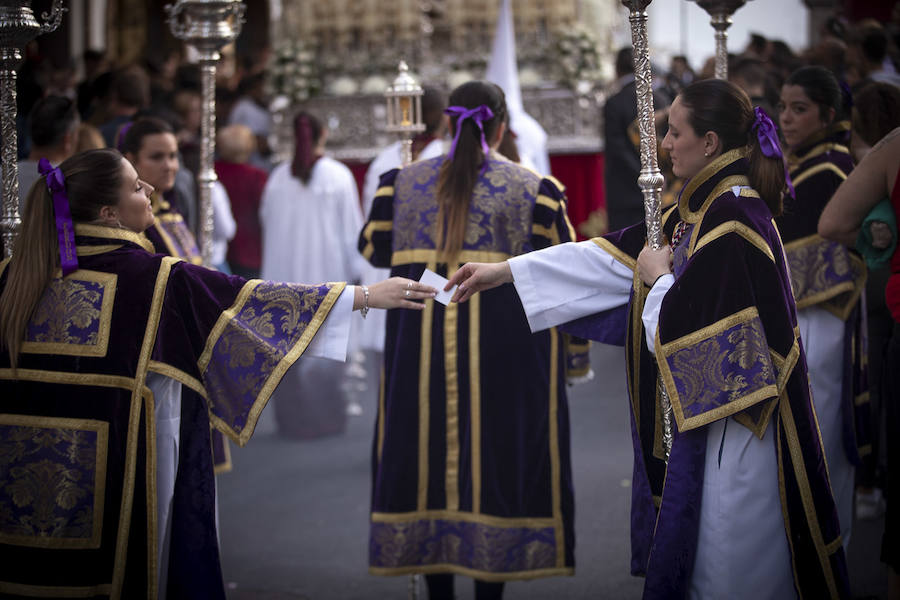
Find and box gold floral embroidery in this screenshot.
[21,270,117,358]
[0,415,108,549]
[784,235,858,310]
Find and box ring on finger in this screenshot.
[407,281,413,289]
[405,290,411,297]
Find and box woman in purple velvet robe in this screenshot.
[447,80,850,599]
[776,66,869,550]
[0,148,435,598]
[359,81,587,599]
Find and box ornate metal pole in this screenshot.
[384,61,425,168]
[166,0,245,266]
[621,0,673,460]
[692,0,748,80]
[0,0,66,258]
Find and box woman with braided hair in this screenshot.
[447,79,850,599]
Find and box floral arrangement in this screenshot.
[267,40,320,103]
[553,26,603,91]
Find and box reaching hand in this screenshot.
[636,245,673,286]
[361,278,437,311]
[446,262,513,303]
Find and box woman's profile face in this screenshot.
[130,132,179,192]
[661,97,709,179]
[778,84,829,149]
[116,158,155,232]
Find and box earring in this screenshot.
[704,151,710,157]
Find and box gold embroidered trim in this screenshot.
[212,434,232,475]
[149,219,201,265]
[74,224,155,253]
[656,307,779,433]
[375,185,395,198]
[678,148,747,223]
[855,392,870,406]
[549,328,564,568]
[792,162,849,188]
[536,194,560,212]
[197,280,261,372]
[0,581,113,597]
[686,175,750,254]
[146,361,206,398]
[391,249,510,267]
[778,398,840,598]
[0,257,9,278]
[784,235,863,315]
[693,221,775,263]
[532,223,560,245]
[444,297,461,511]
[545,175,566,193]
[0,414,108,550]
[788,141,850,168]
[76,244,122,256]
[591,237,637,270]
[361,220,393,261]
[469,292,482,514]
[368,564,574,582]
[205,282,346,446]
[21,270,118,358]
[371,509,557,528]
[418,271,436,511]
[561,200,577,242]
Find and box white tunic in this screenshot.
[798,305,854,550]
[152,286,356,597]
[508,240,795,600]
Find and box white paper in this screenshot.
[419,269,457,306]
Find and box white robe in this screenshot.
[153,286,356,597]
[358,139,444,352]
[798,305,854,550]
[507,240,796,600]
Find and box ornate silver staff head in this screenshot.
[384,61,425,167]
[692,0,749,80]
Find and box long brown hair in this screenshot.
[435,81,507,261]
[679,79,786,216]
[0,148,125,369]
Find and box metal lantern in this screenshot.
[166,0,245,266]
[621,0,673,460]
[692,0,749,80]
[384,60,425,167]
[0,0,66,258]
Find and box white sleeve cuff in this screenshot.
[304,285,355,362]
[642,274,674,356]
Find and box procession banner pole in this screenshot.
[621,0,673,459]
[693,0,749,79]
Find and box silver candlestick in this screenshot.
[692,0,748,80]
[384,61,425,168]
[166,0,245,266]
[621,0,673,460]
[0,0,66,258]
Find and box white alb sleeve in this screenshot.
[508,240,634,333]
[304,285,355,362]
[641,274,674,356]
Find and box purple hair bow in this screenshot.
[444,104,494,175]
[39,158,79,276]
[753,106,795,199]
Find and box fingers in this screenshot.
[445,264,473,290]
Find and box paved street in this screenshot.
[219,344,888,599]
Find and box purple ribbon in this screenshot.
[444,104,494,174]
[753,106,795,199]
[39,158,79,276]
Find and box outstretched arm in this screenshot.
[446,262,513,303]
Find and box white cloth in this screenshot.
[510,240,796,599]
[151,283,354,594]
[798,305,854,550]
[357,140,444,352]
[484,0,551,176]
[211,180,236,267]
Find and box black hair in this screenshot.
[28,95,79,148]
[785,65,843,123]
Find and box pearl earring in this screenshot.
[704,151,710,157]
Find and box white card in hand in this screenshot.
[419,269,456,306]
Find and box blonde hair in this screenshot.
[217,124,256,163]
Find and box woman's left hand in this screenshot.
[359,278,437,311]
[637,245,673,286]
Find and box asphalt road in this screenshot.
[218,343,889,600]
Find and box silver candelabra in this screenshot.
[384,61,425,168]
[692,0,749,80]
[166,0,245,266]
[0,0,66,258]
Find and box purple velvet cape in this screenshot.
[0,224,343,599]
[777,122,871,465]
[359,156,586,580]
[579,150,850,599]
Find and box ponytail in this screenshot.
[747,136,786,217]
[0,149,125,370]
[0,181,62,369]
[291,111,323,185]
[435,81,507,262]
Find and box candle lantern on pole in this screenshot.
[384,60,425,167]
